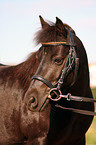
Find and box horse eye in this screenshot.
[54,58,63,65]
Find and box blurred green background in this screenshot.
[86,88,96,145]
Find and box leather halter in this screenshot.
[27,29,96,116]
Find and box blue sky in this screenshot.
[0,0,96,64]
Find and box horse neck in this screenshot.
[15,51,39,91]
[0,51,38,92]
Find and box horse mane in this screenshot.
[35,22,76,45]
[0,51,38,92]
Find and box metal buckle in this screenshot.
[67,93,71,101]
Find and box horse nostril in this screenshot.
[27,96,38,111]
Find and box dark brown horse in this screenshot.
[24,16,95,145]
[0,16,95,145]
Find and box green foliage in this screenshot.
[86,117,96,145]
[86,88,96,145]
[92,88,96,99]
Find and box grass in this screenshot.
[92,88,96,99]
[86,88,96,145]
[86,117,96,145]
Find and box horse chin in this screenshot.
[39,103,51,131]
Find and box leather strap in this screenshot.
[41,41,75,46]
[32,75,54,89]
[55,104,96,116]
[48,89,96,116]
[60,94,96,103]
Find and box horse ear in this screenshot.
[56,17,67,37]
[56,17,64,26]
[39,16,50,29]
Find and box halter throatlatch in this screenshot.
[27,29,96,116]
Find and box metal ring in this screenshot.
[48,88,62,101]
